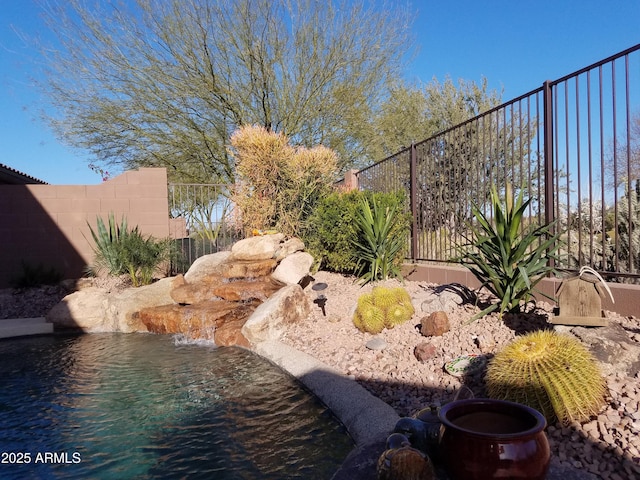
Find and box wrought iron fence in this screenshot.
[168,183,241,274]
[357,43,640,282]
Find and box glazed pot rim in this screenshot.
[438,398,547,438]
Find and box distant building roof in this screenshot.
[0,163,48,185]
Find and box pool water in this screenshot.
[0,333,354,479]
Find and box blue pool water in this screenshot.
[0,333,353,479]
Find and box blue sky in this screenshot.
[1,0,639,184]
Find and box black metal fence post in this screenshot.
[543,80,556,269]
[409,142,418,261]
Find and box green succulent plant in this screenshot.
[454,185,563,321]
[352,196,408,285]
[87,212,173,286]
[353,286,415,334]
[485,330,607,425]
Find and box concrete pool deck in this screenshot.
[253,339,598,480]
[0,317,53,338]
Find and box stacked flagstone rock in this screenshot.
[48,234,314,346]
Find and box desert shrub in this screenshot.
[10,261,63,289]
[303,190,409,275]
[229,125,338,237]
[87,213,173,286]
[303,190,363,273]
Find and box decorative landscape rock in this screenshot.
[271,251,314,285]
[48,234,312,346]
[47,277,175,333]
[417,283,473,315]
[230,233,285,261]
[561,323,640,377]
[104,277,177,333]
[274,237,305,261]
[414,342,437,362]
[241,284,311,344]
[420,311,450,337]
[47,287,110,331]
[183,251,231,283]
[170,274,221,304]
[366,337,387,351]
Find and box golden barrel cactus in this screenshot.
[353,287,415,333]
[485,330,607,425]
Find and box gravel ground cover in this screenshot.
[282,271,640,480]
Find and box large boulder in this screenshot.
[183,251,231,283]
[47,277,175,333]
[47,287,110,331]
[106,278,176,332]
[242,284,311,344]
[416,283,475,315]
[274,237,305,261]
[271,251,314,285]
[230,234,285,261]
[561,323,640,377]
[216,258,277,279]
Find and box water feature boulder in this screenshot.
[47,277,175,333]
[230,233,285,261]
[272,251,314,285]
[242,284,311,344]
[48,233,313,346]
[47,286,110,331]
[183,251,231,283]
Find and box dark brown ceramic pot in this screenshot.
[438,398,550,480]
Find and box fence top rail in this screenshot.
[548,42,640,86]
[358,43,640,179]
[356,144,412,177]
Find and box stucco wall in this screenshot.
[0,168,169,288]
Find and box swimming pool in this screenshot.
[0,333,353,479]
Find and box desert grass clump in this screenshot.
[485,330,607,425]
[353,286,415,333]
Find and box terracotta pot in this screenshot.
[438,398,550,480]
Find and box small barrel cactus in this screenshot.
[353,294,386,334]
[353,286,415,333]
[485,330,607,425]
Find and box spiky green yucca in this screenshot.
[485,330,607,425]
[353,287,415,333]
[455,186,562,321]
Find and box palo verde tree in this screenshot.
[37,0,415,183]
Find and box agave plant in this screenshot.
[87,213,130,277]
[87,213,172,286]
[352,196,407,284]
[456,186,562,320]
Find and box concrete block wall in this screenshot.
[0,168,170,288]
